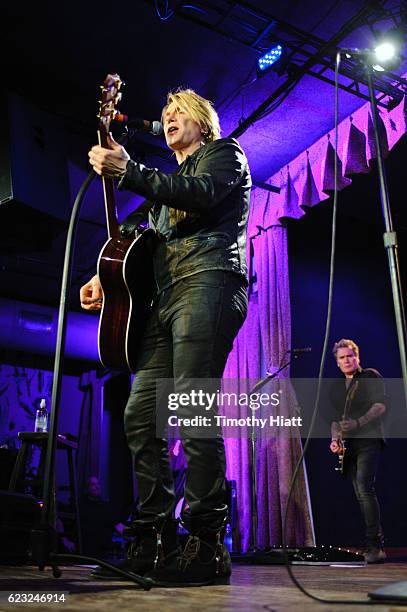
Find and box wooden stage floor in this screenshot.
[1,558,407,612]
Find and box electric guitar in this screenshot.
[335,381,359,475]
[96,74,156,371]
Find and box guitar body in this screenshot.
[97,228,157,371]
[92,74,159,371]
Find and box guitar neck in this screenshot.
[98,129,120,239]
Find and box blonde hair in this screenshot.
[163,88,221,143]
[332,338,360,360]
[164,89,221,225]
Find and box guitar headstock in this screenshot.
[98,73,124,136]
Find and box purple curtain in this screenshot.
[267,94,407,221]
[223,190,315,551]
[222,90,407,550]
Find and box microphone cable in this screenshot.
[271,51,389,607]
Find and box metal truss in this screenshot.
[146,0,407,138]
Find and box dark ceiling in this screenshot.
[1,0,406,314]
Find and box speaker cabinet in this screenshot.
[0,93,70,250]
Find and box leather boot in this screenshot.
[146,526,231,587]
[90,519,180,580]
[365,536,386,564]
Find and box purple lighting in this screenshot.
[0,298,99,363]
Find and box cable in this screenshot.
[217,67,258,115]
[154,0,174,21]
[308,0,344,34]
[255,75,302,121]
[274,51,391,607]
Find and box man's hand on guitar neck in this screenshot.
[330,439,341,453]
[330,420,341,453]
[88,133,130,178]
[330,415,358,453]
[80,275,103,311]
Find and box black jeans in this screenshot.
[123,271,247,533]
[345,438,383,546]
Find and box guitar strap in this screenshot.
[120,199,155,237]
[342,380,359,421]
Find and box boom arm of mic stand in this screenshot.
[249,360,292,396]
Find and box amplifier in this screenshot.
[0,490,41,564]
[0,93,70,250]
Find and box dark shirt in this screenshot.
[330,368,386,440]
[118,137,251,293]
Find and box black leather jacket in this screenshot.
[118,137,251,293]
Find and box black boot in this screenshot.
[365,535,386,564]
[90,519,180,580]
[146,527,231,587]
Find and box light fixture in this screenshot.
[372,27,404,71]
[343,27,404,72]
[257,44,284,75]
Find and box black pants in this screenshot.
[124,271,247,533]
[345,438,383,546]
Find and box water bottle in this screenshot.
[224,523,233,552]
[35,398,48,432]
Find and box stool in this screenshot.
[8,432,82,553]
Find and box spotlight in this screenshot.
[372,28,404,71]
[375,41,396,63]
[257,44,284,75]
[342,27,404,72]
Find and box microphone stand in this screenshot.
[365,66,407,407]
[248,356,293,552]
[29,132,151,589]
[364,63,407,603]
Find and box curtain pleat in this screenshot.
[322,138,352,192]
[344,119,370,176]
[300,153,321,208]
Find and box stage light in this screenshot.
[257,44,283,75]
[375,41,396,63]
[372,28,404,71]
[343,28,404,72]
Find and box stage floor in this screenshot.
[1,557,406,612]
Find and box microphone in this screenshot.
[288,347,312,354]
[114,114,163,136]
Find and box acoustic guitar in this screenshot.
[335,381,359,475]
[96,74,156,371]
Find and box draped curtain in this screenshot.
[223,92,407,551]
[223,195,315,551]
[273,95,406,220]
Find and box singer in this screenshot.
[81,88,251,586]
[329,338,387,563]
